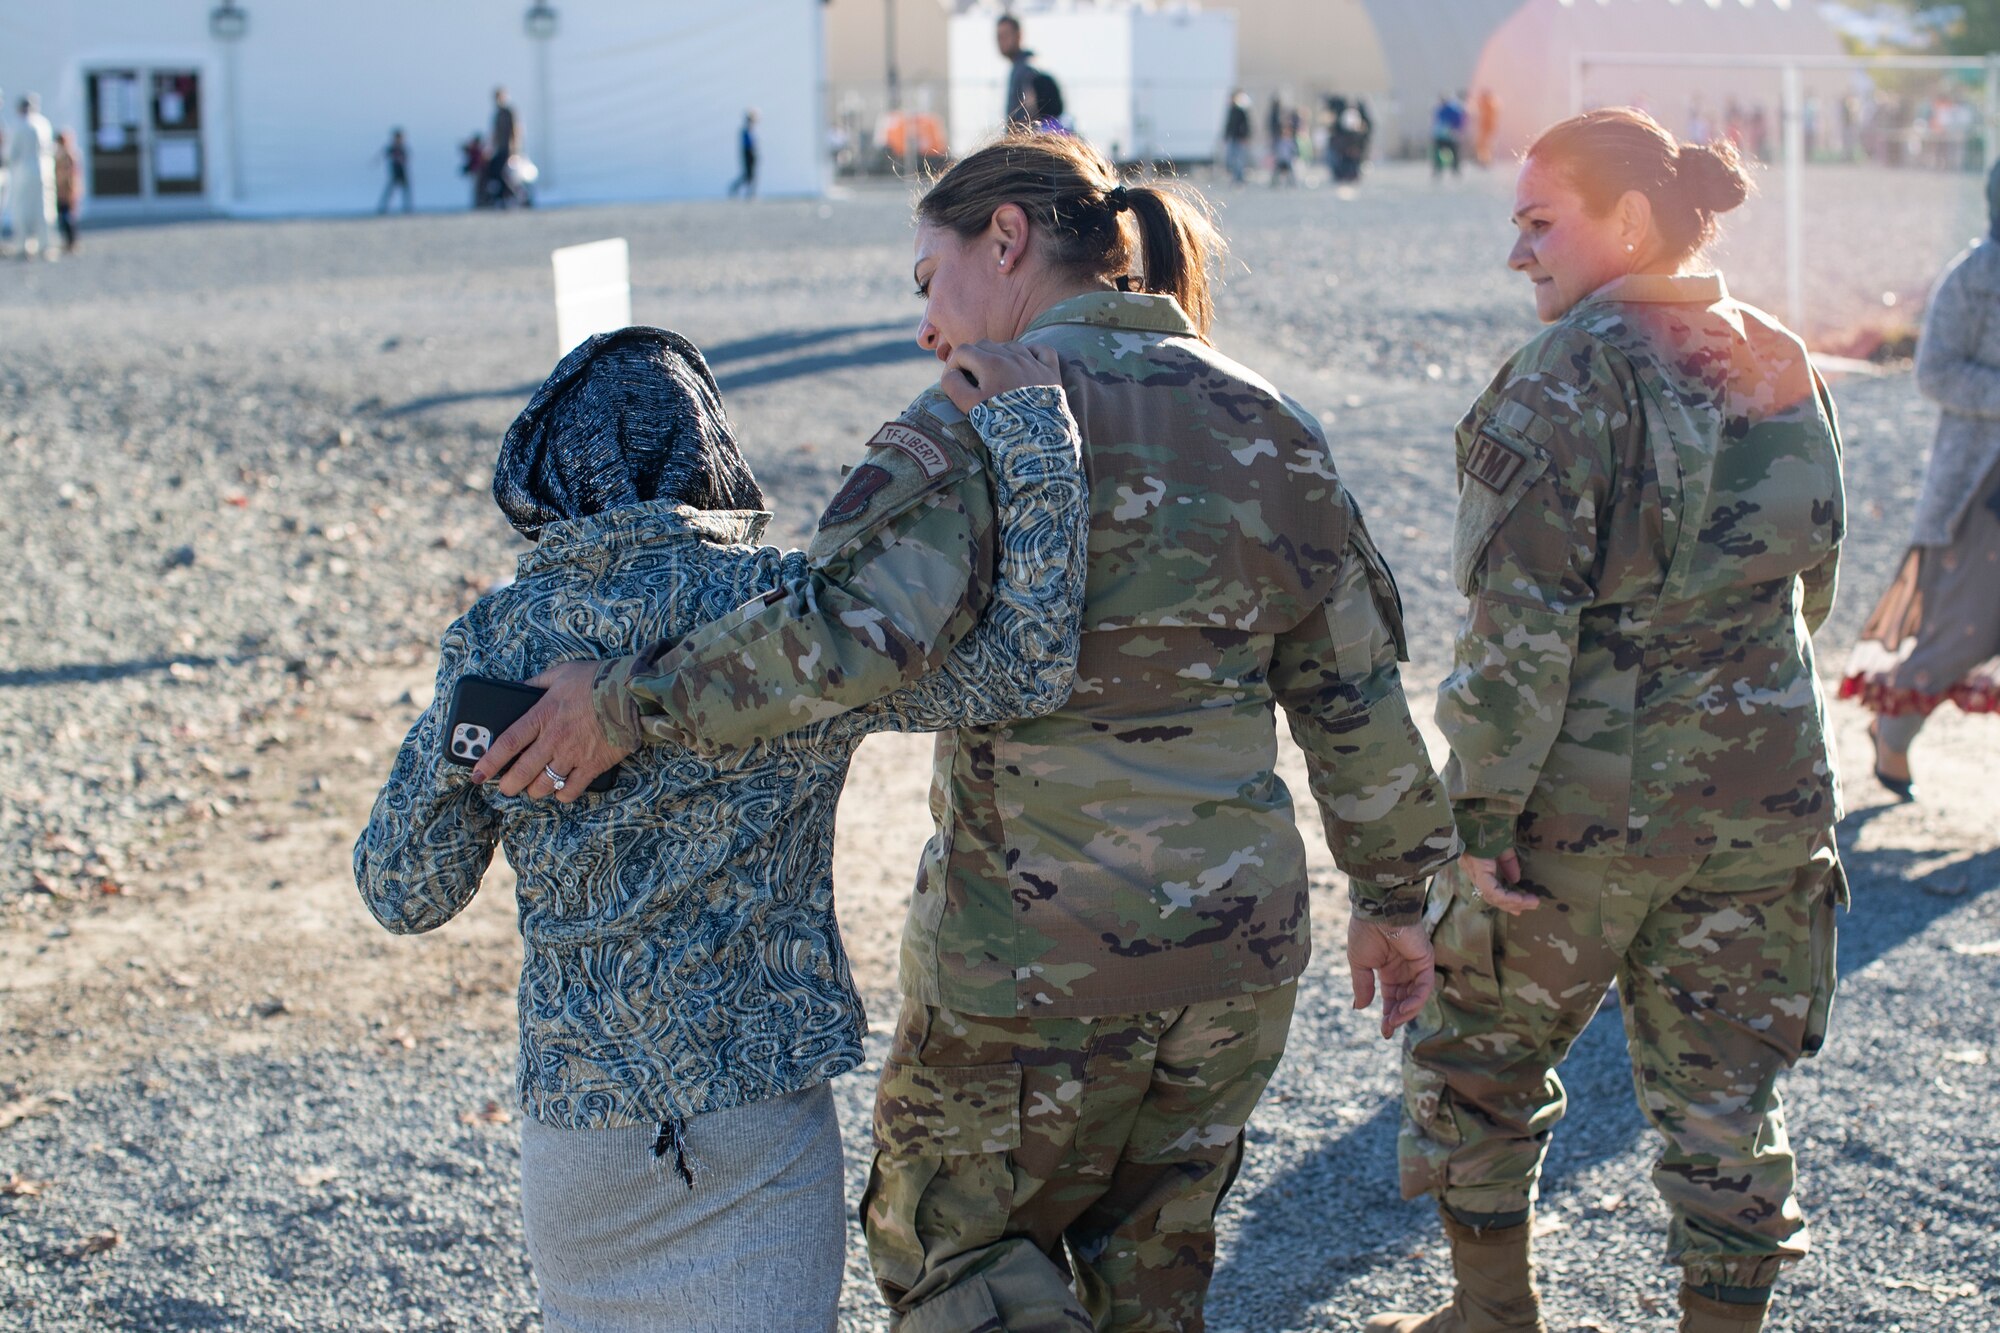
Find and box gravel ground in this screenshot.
[2,162,1996,1330]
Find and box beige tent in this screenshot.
[1473,0,1849,162]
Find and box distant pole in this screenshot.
[1782,61,1805,335]
[1986,53,2000,173]
[886,0,913,176]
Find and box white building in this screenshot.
[0,0,828,219]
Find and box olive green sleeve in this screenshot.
[1270,496,1460,926]
[1437,342,1622,858]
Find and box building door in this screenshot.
[85,68,206,204]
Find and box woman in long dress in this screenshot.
[1839,160,2000,798]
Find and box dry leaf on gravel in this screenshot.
[1942,1049,1989,1065]
[0,1093,71,1132]
[1949,939,2000,957]
[1882,1277,1979,1303]
[294,1165,341,1189]
[459,1100,511,1126]
[63,1229,119,1259]
[1,1173,52,1197]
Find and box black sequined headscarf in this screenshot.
[493,326,765,539]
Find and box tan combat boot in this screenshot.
[1363,1211,1546,1333]
[1677,1286,1768,1333]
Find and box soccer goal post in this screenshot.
[1571,51,1999,342]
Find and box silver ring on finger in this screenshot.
[543,763,567,793]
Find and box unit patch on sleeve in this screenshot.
[870,421,954,479]
[819,463,895,528]
[1465,429,1530,495]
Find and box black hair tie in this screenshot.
[1105,185,1131,213]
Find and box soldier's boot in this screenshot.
[1676,1285,1770,1333]
[1363,1209,1546,1333]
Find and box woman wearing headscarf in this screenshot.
[479,132,1457,1329]
[1839,161,2000,797]
[354,327,1087,1332]
[1373,109,1845,1333]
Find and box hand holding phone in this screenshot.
[445,675,621,794]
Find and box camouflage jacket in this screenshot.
[602,292,1457,1017]
[354,387,1087,1129]
[1439,272,1845,859]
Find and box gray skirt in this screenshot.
[520,1083,846,1333]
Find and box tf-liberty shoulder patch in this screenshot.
[870,421,953,479]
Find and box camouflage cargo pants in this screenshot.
[861,984,1297,1332]
[1398,835,1845,1290]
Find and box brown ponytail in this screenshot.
[1528,106,1755,267]
[917,131,1225,337]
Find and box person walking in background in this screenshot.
[1372,108,1846,1333]
[1329,97,1373,185]
[458,131,487,208]
[1272,100,1299,186]
[1223,89,1253,184]
[727,108,759,198]
[483,87,520,207]
[53,128,78,254]
[1842,159,2000,797]
[1431,92,1466,179]
[0,94,12,245]
[357,326,1088,1333]
[1472,87,1501,167]
[476,130,1458,1331]
[378,128,412,214]
[996,14,1041,129]
[8,94,55,259]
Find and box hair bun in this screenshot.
[1678,141,1751,215]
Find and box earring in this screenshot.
[1625,243,1635,253]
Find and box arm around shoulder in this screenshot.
[608,394,999,751]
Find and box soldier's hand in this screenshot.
[940,342,1061,414]
[1463,850,1539,915]
[1347,918,1436,1039]
[470,659,632,803]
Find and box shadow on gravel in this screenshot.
[1214,825,2000,1330]
[0,655,238,689]
[715,336,930,395]
[381,381,540,417]
[702,319,910,367]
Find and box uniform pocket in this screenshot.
[864,1061,1022,1293]
[1800,855,1849,1058]
[872,1060,1022,1156]
[1428,871,1503,1012]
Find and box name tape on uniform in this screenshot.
[870,422,953,479]
[1466,430,1529,495]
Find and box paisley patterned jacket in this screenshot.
[354,387,1086,1130]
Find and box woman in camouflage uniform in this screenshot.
[1371,109,1846,1333]
[482,131,1458,1330]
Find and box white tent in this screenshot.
[0,0,826,218]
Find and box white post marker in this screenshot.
[551,237,632,357]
